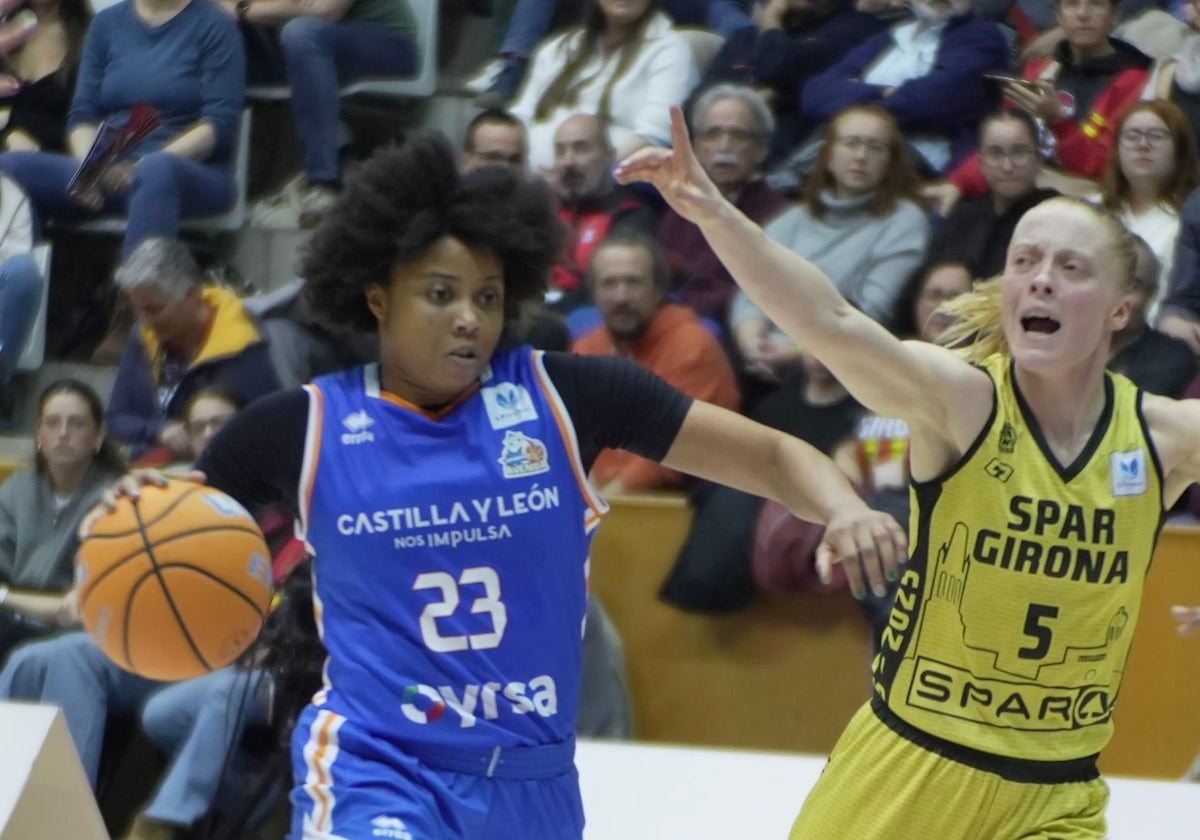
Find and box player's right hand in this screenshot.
[77,469,206,539]
[614,106,727,229]
[817,505,907,601]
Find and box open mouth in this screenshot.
[1021,315,1060,335]
[448,347,479,361]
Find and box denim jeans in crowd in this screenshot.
[248,17,416,184]
[0,252,42,378]
[0,151,233,255]
[140,666,272,826]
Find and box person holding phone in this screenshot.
[947,0,1152,199]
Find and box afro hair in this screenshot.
[301,132,564,334]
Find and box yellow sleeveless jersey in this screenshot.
[872,354,1164,767]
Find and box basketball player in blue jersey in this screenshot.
[618,107,1200,838]
[85,133,905,840]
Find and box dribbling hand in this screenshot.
[77,468,206,539]
[817,506,908,601]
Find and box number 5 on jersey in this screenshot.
[415,567,509,653]
[1018,602,1059,660]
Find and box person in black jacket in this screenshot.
[693,0,888,161]
[928,110,1058,278]
[1108,234,1198,398]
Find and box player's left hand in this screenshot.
[817,506,907,601]
[78,468,206,539]
[1171,605,1200,636]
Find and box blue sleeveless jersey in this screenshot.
[297,348,607,752]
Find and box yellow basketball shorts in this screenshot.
[790,703,1109,840]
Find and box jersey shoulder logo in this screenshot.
[481,382,539,429]
[1109,449,1146,497]
[341,409,375,445]
[498,430,550,478]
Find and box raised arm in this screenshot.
[614,107,989,448]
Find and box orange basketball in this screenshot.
[76,479,274,681]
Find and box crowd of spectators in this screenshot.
[11,0,1200,834]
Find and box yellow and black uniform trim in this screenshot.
[870,354,1163,774]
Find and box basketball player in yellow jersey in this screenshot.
[617,107,1200,839]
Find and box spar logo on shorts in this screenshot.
[371,816,413,839]
[498,430,550,478]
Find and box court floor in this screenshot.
[576,739,1200,839]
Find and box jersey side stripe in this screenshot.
[301,709,344,833]
[298,384,325,549]
[530,350,609,529]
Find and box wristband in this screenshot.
[236,0,251,21]
[0,585,9,607]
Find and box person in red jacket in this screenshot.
[947,0,1150,199]
[549,113,658,312]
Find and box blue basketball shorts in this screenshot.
[288,706,585,840]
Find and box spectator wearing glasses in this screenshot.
[657,85,789,325]
[928,110,1058,279]
[947,0,1152,198]
[729,104,929,388]
[1100,99,1200,322]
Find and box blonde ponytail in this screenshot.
[934,275,1007,363]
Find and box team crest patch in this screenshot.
[481,382,539,429]
[1110,449,1146,497]
[498,430,550,478]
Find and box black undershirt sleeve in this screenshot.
[192,354,694,510]
[540,352,694,473]
[193,388,309,516]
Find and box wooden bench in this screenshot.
[590,495,1200,778]
[590,493,873,756]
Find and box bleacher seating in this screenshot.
[590,494,1200,778]
[245,0,440,102]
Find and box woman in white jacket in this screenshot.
[510,0,698,171]
[0,172,41,384]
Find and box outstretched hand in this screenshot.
[77,468,207,539]
[817,506,908,601]
[613,105,728,228]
